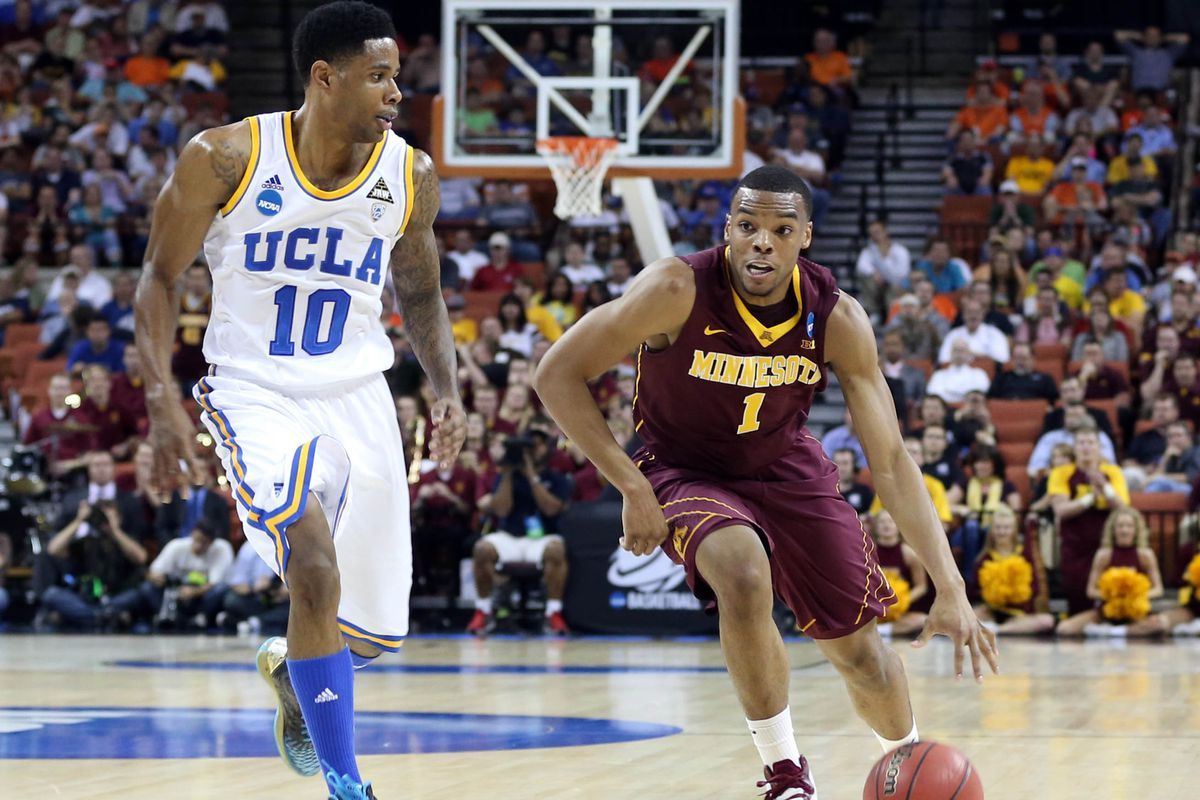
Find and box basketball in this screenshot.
[863,741,983,800]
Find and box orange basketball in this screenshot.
[863,741,983,800]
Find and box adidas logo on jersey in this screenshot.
[260,174,285,190]
[314,688,339,704]
[366,177,394,204]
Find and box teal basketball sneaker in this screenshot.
[256,636,320,776]
[326,769,377,799]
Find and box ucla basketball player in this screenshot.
[134,3,465,798]
[536,166,998,799]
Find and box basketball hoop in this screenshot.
[536,136,620,220]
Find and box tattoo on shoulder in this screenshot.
[210,137,247,196]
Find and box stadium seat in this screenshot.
[1031,342,1068,365]
[969,357,996,380]
[3,323,42,348]
[995,417,1044,444]
[1005,465,1031,509]
[998,441,1034,471]
[1084,399,1120,442]
[1034,357,1065,384]
[987,398,1049,427]
[1130,491,1188,579]
[907,358,933,381]
[463,290,505,322]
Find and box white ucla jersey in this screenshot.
[202,111,415,389]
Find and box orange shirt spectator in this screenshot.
[806,50,853,87]
[125,53,171,87]
[1046,178,1107,222]
[640,36,693,84]
[1012,105,1055,137]
[953,102,1009,140]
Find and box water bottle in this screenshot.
[524,514,545,540]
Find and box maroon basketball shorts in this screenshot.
[636,440,895,639]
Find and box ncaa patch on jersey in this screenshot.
[256,189,283,216]
[371,202,385,221]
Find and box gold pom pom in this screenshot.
[1185,554,1200,589]
[1098,566,1152,622]
[978,554,1034,611]
[881,569,912,622]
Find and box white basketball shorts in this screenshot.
[194,368,410,651]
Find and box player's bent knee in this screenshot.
[543,538,566,561]
[704,556,773,606]
[474,539,499,561]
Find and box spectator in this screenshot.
[939,298,1010,364]
[1122,395,1182,484]
[213,542,289,636]
[1112,164,1169,244]
[1070,304,1129,364]
[170,7,227,59]
[954,444,1022,564]
[446,229,488,288]
[914,238,970,297]
[922,422,966,496]
[969,58,1011,102]
[83,149,135,216]
[1141,420,1200,493]
[947,82,1008,142]
[680,184,727,238]
[1071,41,1120,108]
[101,270,137,341]
[927,339,990,403]
[1004,139,1055,197]
[68,311,125,376]
[1022,284,1072,346]
[989,342,1059,402]
[169,44,227,91]
[23,373,97,476]
[48,245,113,308]
[1073,341,1131,412]
[640,35,693,84]
[1010,80,1060,139]
[1042,376,1115,438]
[477,181,540,248]
[974,252,1025,321]
[175,1,230,32]
[1114,26,1190,93]
[989,181,1036,242]
[496,293,541,358]
[411,456,476,596]
[1054,132,1108,185]
[559,241,605,288]
[806,83,851,169]
[40,296,93,361]
[1031,406,1117,476]
[1043,157,1108,232]
[805,28,854,93]
[942,129,993,195]
[882,291,940,361]
[111,344,148,432]
[821,409,865,465]
[855,218,911,320]
[438,176,482,222]
[580,280,612,316]
[68,183,122,265]
[1063,84,1120,139]
[511,277,563,343]
[1107,132,1158,185]
[36,451,147,630]
[173,264,211,390]
[870,438,954,530]
[505,30,560,96]
[124,31,172,88]
[0,271,30,347]
[78,365,138,461]
[154,457,231,547]
[833,448,874,516]
[771,127,829,225]
[1048,430,1132,616]
[538,271,579,329]
[469,429,571,634]
[31,145,81,211]
[106,520,233,630]
[1095,267,1146,337]
[880,330,926,408]
[1165,354,1200,430]
[399,33,440,94]
[1127,105,1176,159]
[606,256,634,297]
[1027,33,1073,82]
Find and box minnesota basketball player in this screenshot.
[536,166,999,799]
[135,3,465,798]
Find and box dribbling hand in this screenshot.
[912,590,1000,682]
[619,483,669,557]
[429,398,467,471]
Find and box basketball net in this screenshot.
[536,136,620,220]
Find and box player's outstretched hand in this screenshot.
[429,398,467,471]
[619,482,669,557]
[147,398,195,501]
[912,590,1000,683]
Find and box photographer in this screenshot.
[154,456,230,546]
[106,520,233,630]
[212,539,289,636]
[469,429,572,635]
[35,451,147,629]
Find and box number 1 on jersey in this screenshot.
[738,392,766,434]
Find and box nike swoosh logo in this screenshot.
[704,325,728,336]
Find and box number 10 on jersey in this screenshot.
[270,286,350,356]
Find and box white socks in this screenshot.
[475,598,493,614]
[747,706,801,767]
[873,718,919,753]
[545,599,563,617]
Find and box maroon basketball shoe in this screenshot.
[757,757,818,800]
[545,611,570,635]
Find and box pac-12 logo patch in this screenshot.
[256,189,283,216]
[371,202,386,221]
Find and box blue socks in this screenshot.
[288,647,360,791]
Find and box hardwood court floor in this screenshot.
[0,633,1198,799]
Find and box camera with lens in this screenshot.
[88,500,116,533]
[502,435,535,467]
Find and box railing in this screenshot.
[1173,68,1200,234]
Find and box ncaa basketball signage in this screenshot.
[563,502,717,635]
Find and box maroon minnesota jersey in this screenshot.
[634,245,841,478]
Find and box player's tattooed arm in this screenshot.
[391,149,465,469]
[209,134,249,198]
